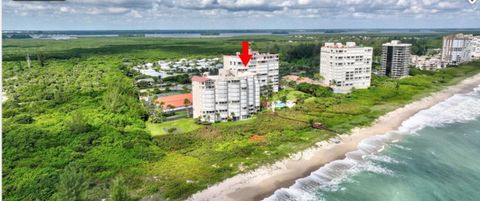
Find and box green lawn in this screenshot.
[146,119,203,136]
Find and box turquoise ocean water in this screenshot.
[266,86,480,201]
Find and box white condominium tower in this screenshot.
[192,68,260,123]
[466,35,480,60]
[381,40,412,79]
[223,50,279,95]
[441,33,475,65]
[320,42,373,93]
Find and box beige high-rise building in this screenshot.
[320,42,373,93]
[441,33,474,65]
[380,40,412,79]
[192,68,260,123]
[223,50,279,95]
[466,36,480,60]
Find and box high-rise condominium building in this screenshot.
[223,50,279,95]
[381,40,412,79]
[191,68,260,123]
[441,33,474,65]
[466,36,480,60]
[320,42,373,93]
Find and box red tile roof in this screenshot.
[155,93,192,109]
[192,76,209,82]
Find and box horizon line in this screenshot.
[4,28,480,32]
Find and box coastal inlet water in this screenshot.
[265,86,480,201]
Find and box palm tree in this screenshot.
[158,101,165,110]
[183,98,191,117]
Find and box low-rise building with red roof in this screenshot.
[155,93,193,112]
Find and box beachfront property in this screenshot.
[380,40,412,79]
[411,54,447,71]
[441,33,479,65]
[191,68,261,123]
[319,42,373,93]
[467,36,480,60]
[223,50,279,95]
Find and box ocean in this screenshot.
[265,85,480,201]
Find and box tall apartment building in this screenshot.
[466,36,480,60]
[380,40,412,79]
[192,68,260,123]
[441,33,474,65]
[320,42,373,93]
[223,50,279,95]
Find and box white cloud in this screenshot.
[128,10,143,18]
[3,0,479,29]
[4,0,478,18]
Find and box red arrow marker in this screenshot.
[239,41,252,67]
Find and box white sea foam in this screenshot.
[264,86,480,201]
[365,154,400,164]
[398,86,480,134]
[391,144,412,151]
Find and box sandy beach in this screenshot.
[186,73,480,201]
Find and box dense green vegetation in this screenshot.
[3,35,480,200]
[2,55,163,200]
[3,33,449,78]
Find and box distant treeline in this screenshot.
[4,28,480,36]
[3,34,33,39]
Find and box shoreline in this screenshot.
[186,73,480,201]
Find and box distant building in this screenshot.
[139,96,153,103]
[441,33,474,65]
[467,36,480,60]
[380,40,412,79]
[155,93,193,112]
[282,75,323,86]
[320,42,373,93]
[191,68,260,123]
[136,78,155,85]
[411,54,447,71]
[223,50,279,95]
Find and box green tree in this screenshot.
[109,176,131,201]
[313,73,324,81]
[55,163,88,201]
[183,98,191,117]
[150,102,166,123]
[102,75,137,113]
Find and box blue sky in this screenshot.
[3,0,480,30]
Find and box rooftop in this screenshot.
[155,93,192,109]
[191,76,209,82]
[383,40,412,47]
[323,42,361,48]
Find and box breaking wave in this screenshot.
[264,85,480,201]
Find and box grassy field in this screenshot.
[3,34,480,201]
[146,119,202,136]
